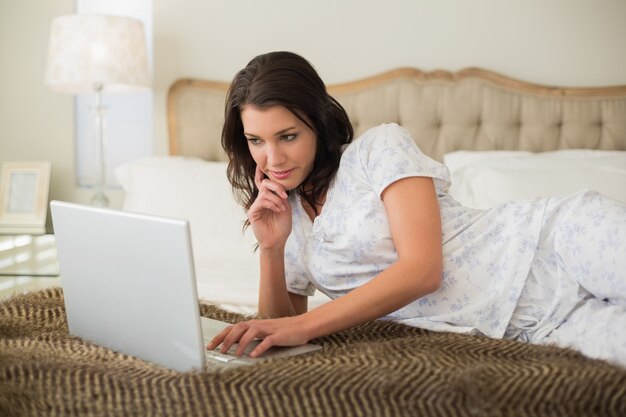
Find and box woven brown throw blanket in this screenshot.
[1,288,625,417]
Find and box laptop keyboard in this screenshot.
[205,350,240,363]
[203,339,260,364]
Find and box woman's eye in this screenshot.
[247,138,261,145]
[282,134,297,141]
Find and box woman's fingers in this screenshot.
[206,325,233,350]
[210,321,267,357]
[207,318,308,359]
[249,337,275,358]
[255,166,288,198]
[206,323,249,354]
[248,195,284,217]
[219,322,252,354]
[248,182,289,217]
[279,195,291,211]
[223,322,278,358]
[235,325,263,356]
[260,178,288,199]
[260,189,286,210]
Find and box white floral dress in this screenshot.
[283,123,626,362]
[284,123,545,338]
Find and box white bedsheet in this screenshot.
[194,258,330,314]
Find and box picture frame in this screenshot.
[0,161,52,235]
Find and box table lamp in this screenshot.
[45,14,150,207]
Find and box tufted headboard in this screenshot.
[167,68,626,161]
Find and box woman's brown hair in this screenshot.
[221,51,353,221]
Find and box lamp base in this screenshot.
[91,192,109,208]
[91,86,108,208]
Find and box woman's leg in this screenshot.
[549,190,626,304]
[540,298,626,367]
[506,190,626,366]
[537,190,626,366]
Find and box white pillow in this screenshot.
[443,150,626,209]
[115,157,330,310]
[115,157,261,306]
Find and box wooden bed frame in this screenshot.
[167,67,626,161]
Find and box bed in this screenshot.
[1,68,626,416]
[128,67,626,312]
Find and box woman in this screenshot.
[208,51,626,367]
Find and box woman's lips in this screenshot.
[271,169,294,180]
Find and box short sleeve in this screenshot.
[355,123,450,197]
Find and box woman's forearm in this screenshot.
[301,258,441,340]
[257,246,296,318]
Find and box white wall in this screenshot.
[152,0,626,154]
[155,0,626,84]
[2,0,626,227]
[0,0,115,233]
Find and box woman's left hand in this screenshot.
[206,315,312,358]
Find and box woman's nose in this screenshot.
[266,144,286,166]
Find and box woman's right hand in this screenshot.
[247,166,292,249]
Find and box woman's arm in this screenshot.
[248,165,308,318]
[258,246,308,318]
[208,176,442,356]
[298,175,442,338]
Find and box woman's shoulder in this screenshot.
[353,122,408,143]
[338,123,450,194]
[343,123,421,158]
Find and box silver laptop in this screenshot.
[50,201,321,372]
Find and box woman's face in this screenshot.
[241,105,317,191]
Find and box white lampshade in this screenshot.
[45,14,151,94]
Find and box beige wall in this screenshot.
[2,0,626,228]
[0,0,126,234]
[154,0,626,163]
